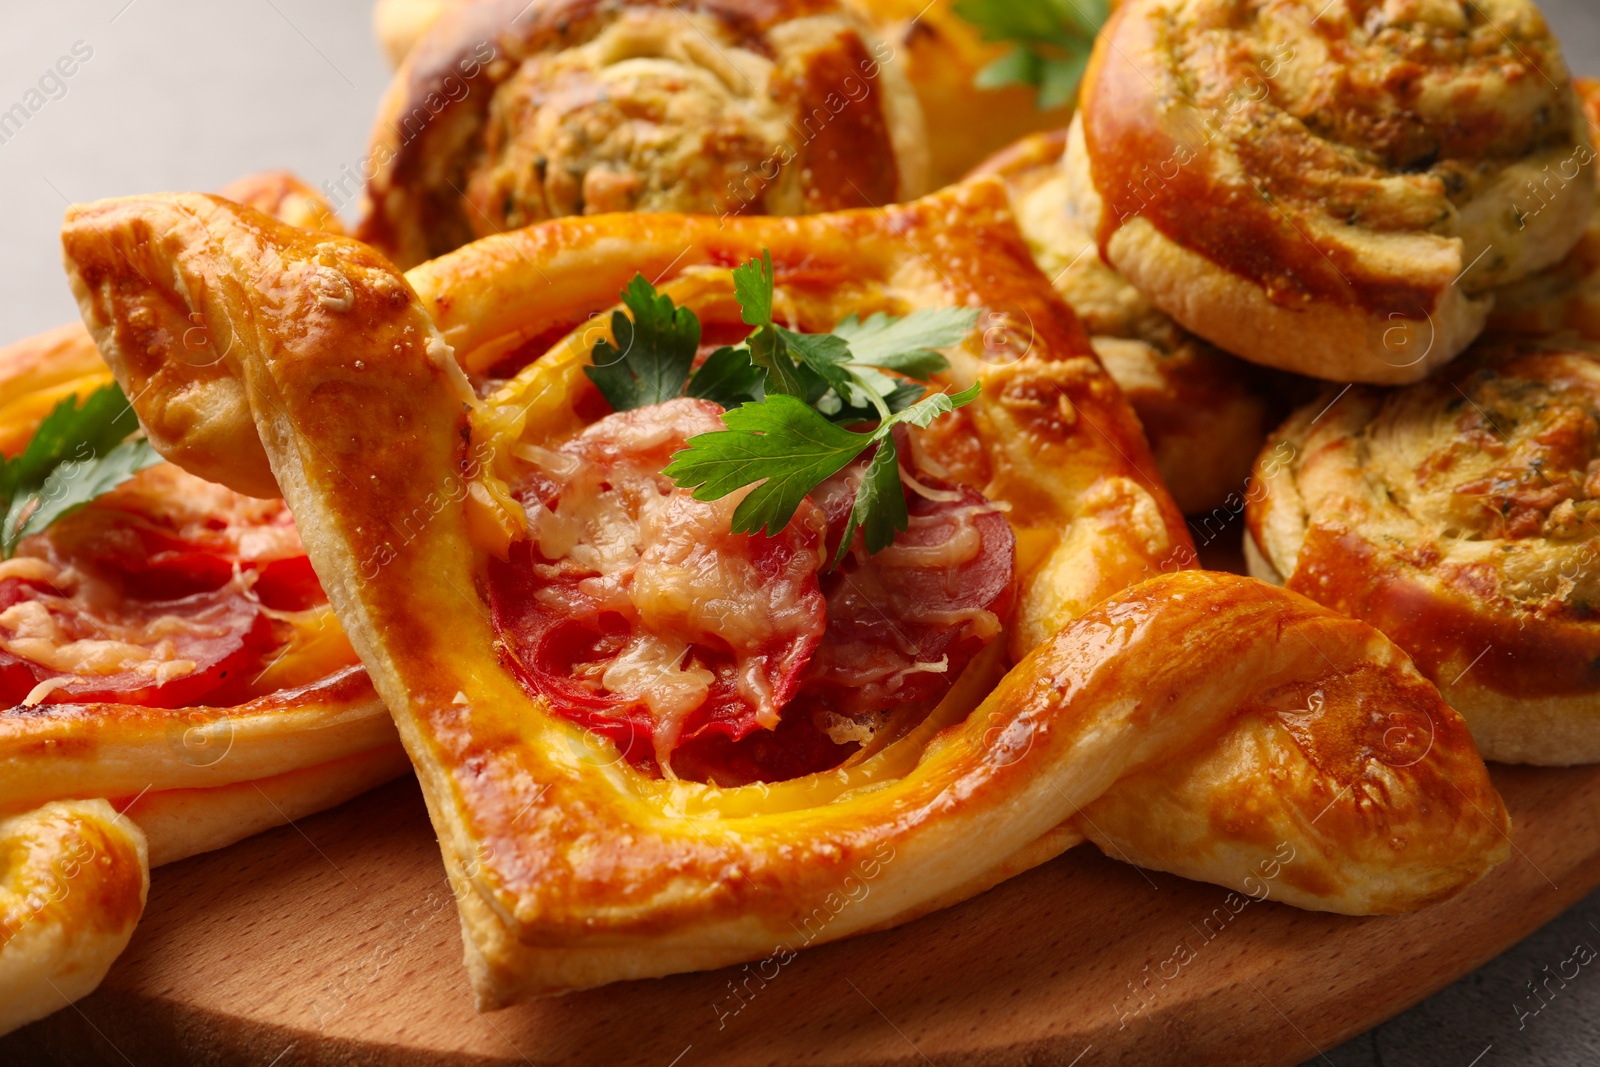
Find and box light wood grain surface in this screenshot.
[2,3,1599,1065]
[4,763,1597,1067]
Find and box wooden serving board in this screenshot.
[5,760,1600,1067]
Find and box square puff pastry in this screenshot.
[63,182,1508,1009]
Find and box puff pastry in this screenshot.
[62,182,1508,1008]
[971,129,1275,514]
[1072,0,1595,384]
[357,0,928,268]
[0,801,146,1036]
[0,177,407,1036]
[1248,337,1600,765]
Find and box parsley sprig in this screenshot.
[582,254,981,567]
[2,382,163,558]
[953,0,1108,110]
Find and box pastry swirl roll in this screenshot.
[1248,337,1600,764]
[373,0,1074,187]
[1071,0,1596,384]
[973,129,1276,514]
[358,0,928,267]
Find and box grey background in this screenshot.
[2,2,1597,1065]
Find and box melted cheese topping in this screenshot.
[0,555,242,680]
[521,400,825,766]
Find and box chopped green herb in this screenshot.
[953,0,1108,110]
[1,382,163,558]
[585,254,982,566]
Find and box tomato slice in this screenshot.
[488,399,829,776]
[0,576,277,708]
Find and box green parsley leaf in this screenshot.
[584,274,701,411]
[584,260,984,566]
[1,383,164,558]
[663,394,870,538]
[835,436,907,568]
[832,308,980,381]
[954,0,1108,110]
[665,383,982,566]
[685,345,766,409]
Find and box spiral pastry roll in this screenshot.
[1248,337,1600,765]
[0,801,147,1035]
[357,0,928,267]
[1071,0,1595,384]
[973,130,1276,514]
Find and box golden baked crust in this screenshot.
[1248,338,1600,765]
[0,800,147,1036]
[0,326,400,845]
[60,182,1508,1008]
[358,0,929,268]
[0,178,397,1034]
[1487,79,1600,342]
[971,129,1274,514]
[1072,0,1594,384]
[369,0,1066,188]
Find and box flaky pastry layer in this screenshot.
[358,0,928,268]
[970,128,1275,514]
[60,183,1506,1012]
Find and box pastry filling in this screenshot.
[489,398,1016,784]
[0,464,348,709]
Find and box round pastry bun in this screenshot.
[358,0,930,268]
[971,128,1276,514]
[1072,0,1595,385]
[1247,337,1600,765]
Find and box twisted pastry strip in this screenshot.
[358,0,928,268]
[1072,0,1595,384]
[971,129,1279,514]
[1248,338,1600,765]
[0,801,147,1036]
[61,186,1506,1008]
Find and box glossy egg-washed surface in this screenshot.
[58,184,1505,1008]
[1249,339,1600,764]
[1075,0,1594,382]
[0,800,147,1035]
[1,176,394,819]
[969,127,1277,514]
[359,0,927,268]
[373,0,1072,187]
